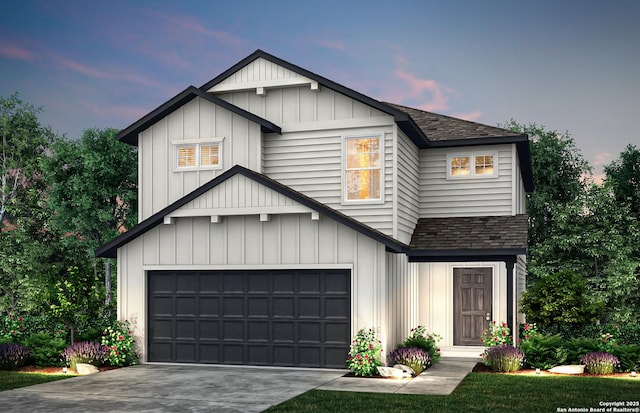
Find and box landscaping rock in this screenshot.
[76,363,99,375]
[548,365,585,375]
[393,364,415,375]
[377,366,411,378]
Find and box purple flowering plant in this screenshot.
[62,341,108,370]
[346,328,383,376]
[388,346,430,375]
[580,351,620,374]
[0,343,30,370]
[485,344,524,372]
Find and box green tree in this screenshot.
[604,144,640,222]
[42,128,137,310]
[500,120,591,255]
[520,270,604,332]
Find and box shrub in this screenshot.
[518,332,568,370]
[398,326,441,366]
[610,344,640,372]
[23,332,67,367]
[102,320,138,366]
[0,343,30,370]
[346,328,383,377]
[62,341,108,370]
[388,347,430,375]
[564,338,602,365]
[0,314,28,342]
[580,352,619,374]
[484,345,524,372]
[481,321,512,347]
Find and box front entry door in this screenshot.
[453,267,492,346]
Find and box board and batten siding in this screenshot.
[395,131,420,244]
[386,252,418,352]
[117,213,389,362]
[418,144,515,218]
[516,254,527,323]
[213,57,312,90]
[138,96,263,221]
[415,261,509,348]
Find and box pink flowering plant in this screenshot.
[346,328,383,376]
[101,320,139,366]
[1,314,28,342]
[481,321,512,347]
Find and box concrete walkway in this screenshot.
[317,358,478,395]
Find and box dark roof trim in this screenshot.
[200,49,430,148]
[407,248,526,263]
[96,165,407,258]
[117,86,281,146]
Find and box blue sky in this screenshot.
[1,0,639,179]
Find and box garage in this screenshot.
[148,269,351,368]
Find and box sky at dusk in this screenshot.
[1,0,639,179]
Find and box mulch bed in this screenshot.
[472,362,634,378]
[16,366,120,374]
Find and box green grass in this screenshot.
[265,373,640,413]
[0,371,74,391]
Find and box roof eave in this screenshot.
[407,247,527,263]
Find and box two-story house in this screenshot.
[97,50,533,369]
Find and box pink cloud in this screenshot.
[593,152,611,166]
[58,58,111,79]
[311,39,345,51]
[394,66,451,111]
[81,100,148,122]
[452,110,483,122]
[0,42,36,60]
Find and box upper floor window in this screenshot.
[174,139,223,171]
[447,152,497,179]
[344,135,382,202]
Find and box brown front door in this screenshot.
[453,267,492,346]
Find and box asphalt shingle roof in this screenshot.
[386,102,522,142]
[410,215,528,251]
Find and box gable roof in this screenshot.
[408,215,528,261]
[198,50,533,192]
[117,86,281,146]
[200,49,430,149]
[95,165,408,258]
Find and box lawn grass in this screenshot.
[265,373,640,413]
[0,370,74,392]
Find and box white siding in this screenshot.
[396,131,420,244]
[211,57,313,91]
[137,97,263,220]
[419,145,514,217]
[386,253,418,351]
[416,261,509,348]
[516,254,527,323]
[117,213,389,362]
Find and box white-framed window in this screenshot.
[173,139,223,171]
[343,135,383,202]
[447,152,497,179]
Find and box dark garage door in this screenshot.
[148,269,351,368]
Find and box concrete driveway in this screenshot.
[0,364,346,412]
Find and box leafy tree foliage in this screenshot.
[604,144,640,222]
[42,128,137,309]
[520,270,604,332]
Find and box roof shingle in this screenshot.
[410,215,528,251]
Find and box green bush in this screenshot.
[22,332,67,367]
[610,344,640,372]
[564,338,601,365]
[397,326,442,366]
[519,333,568,369]
[531,323,640,345]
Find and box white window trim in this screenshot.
[446,151,498,179]
[172,138,224,171]
[342,134,384,204]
